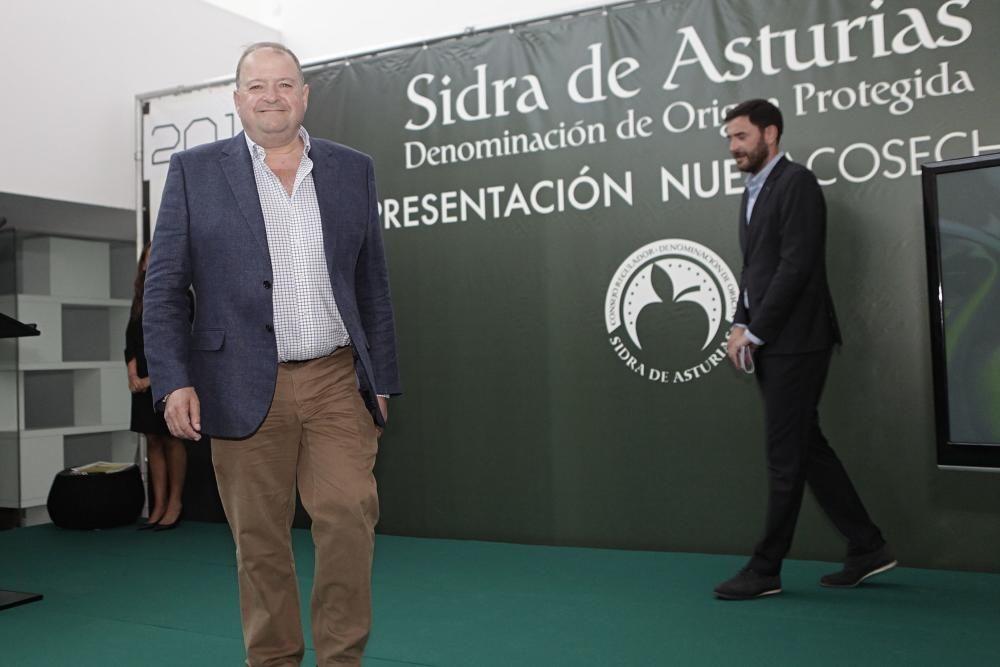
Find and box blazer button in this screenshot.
[263,280,271,289]
[265,324,273,333]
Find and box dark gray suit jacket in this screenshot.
[143,132,401,439]
[735,156,841,356]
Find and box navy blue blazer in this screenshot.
[143,132,401,439]
[734,156,841,356]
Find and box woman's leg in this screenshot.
[159,437,187,525]
[145,434,167,523]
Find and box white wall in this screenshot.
[0,0,280,211]
[0,0,601,213]
[279,0,600,63]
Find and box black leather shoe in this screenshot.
[820,546,897,588]
[714,568,782,600]
[153,519,181,532]
[136,521,159,531]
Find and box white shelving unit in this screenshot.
[0,232,138,517]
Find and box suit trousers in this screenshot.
[212,346,379,667]
[748,349,884,575]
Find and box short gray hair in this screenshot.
[235,42,304,87]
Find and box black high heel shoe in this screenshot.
[137,520,160,531]
[153,518,181,532]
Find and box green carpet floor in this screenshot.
[1,522,998,665]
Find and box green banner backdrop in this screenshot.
[301,0,1000,570]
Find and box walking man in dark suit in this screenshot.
[714,99,894,600]
[143,42,401,664]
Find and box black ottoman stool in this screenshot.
[47,464,144,530]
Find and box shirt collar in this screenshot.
[244,126,312,160]
[745,151,784,189]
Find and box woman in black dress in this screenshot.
[125,243,186,531]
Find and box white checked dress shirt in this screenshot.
[246,127,351,362]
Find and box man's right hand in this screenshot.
[164,386,202,441]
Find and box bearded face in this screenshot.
[725,116,775,175]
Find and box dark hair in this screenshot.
[724,99,783,142]
[130,243,151,322]
[235,42,304,88]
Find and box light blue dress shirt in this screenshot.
[744,152,784,222]
[736,152,784,346]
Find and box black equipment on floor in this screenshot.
[47,464,144,530]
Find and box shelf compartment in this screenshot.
[64,431,138,469]
[20,236,111,299]
[22,366,129,430]
[62,304,131,362]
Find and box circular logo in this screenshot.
[605,239,739,384]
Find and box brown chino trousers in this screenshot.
[212,346,379,667]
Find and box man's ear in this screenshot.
[765,124,779,148]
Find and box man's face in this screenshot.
[725,116,772,174]
[233,49,309,147]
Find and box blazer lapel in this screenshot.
[220,133,269,253]
[738,188,749,255]
[744,156,789,259]
[310,142,344,278]
[747,156,787,227]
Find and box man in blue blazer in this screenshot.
[144,42,400,666]
[714,99,893,601]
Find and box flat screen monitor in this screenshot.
[922,152,1000,470]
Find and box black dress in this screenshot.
[125,314,170,435]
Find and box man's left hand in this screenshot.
[727,327,758,370]
[376,395,388,438]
